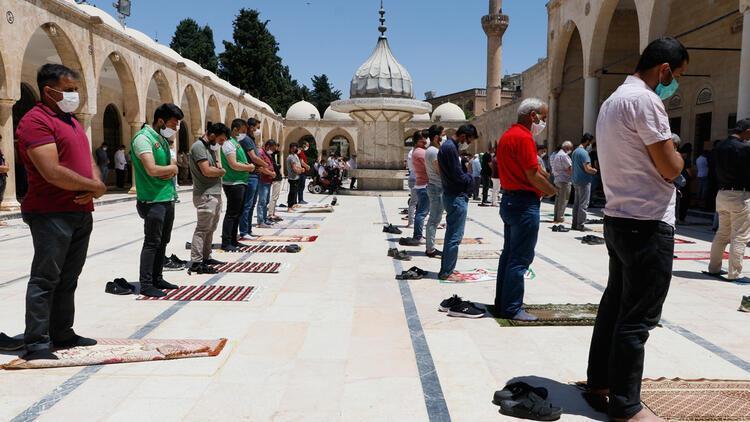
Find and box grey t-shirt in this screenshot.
[424,146,442,189]
[287,153,301,181]
[189,139,222,196]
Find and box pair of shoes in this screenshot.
[0,333,24,351]
[550,225,570,232]
[187,262,219,275]
[53,334,97,349]
[105,278,136,295]
[285,244,302,253]
[399,237,420,247]
[493,382,549,405]
[163,255,185,271]
[383,224,402,234]
[331,197,337,206]
[439,295,485,318]
[395,267,426,280]
[387,247,411,261]
[425,249,442,258]
[203,258,225,266]
[494,382,561,421]
[580,235,605,245]
[140,283,167,297]
[238,234,259,241]
[154,278,179,290]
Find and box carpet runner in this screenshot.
[641,378,750,421]
[436,238,486,245]
[458,250,501,259]
[674,251,748,261]
[1,338,227,370]
[209,262,281,273]
[256,224,319,230]
[675,238,696,245]
[490,304,599,327]
[217,245,292,253]
[137,285,255,301]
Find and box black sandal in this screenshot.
[407,266,428,277]
[493,382,549,404]
[499,391,562,421]
[396,270,423,280]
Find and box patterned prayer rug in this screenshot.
[490,304,599,327]
[436,238,486,245]
[289,204,334,213]
[675,238,697,245]
[255,224,319,230]
[137,285,255,301]
[208,262,281,273]
[641,378,750,421]
[1,338,227,370]
[674,251,748,261]
[217,245,292,253]
[246,235,318,243]
[458,250,501,259]
[441,268,497,283]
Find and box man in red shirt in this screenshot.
[495,98,556,322]
[15,64,106,360]
[297,140,312,204]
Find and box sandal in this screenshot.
[407,266,428,277]
[396,270,422,280]
[285,244,302,253]
[499,391,562,421]
[493,382,549,404]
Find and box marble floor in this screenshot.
[0,189,747,421]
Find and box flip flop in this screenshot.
[407,266,428,277]
[396,270,423,280]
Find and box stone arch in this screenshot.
[283,126,315,166]
[225,103,237,126]
[322,127,356,157]
[556,23,585,147]
[206,94,221,128]
[261,119,271,141]
[241,109,249,121]
[181,84,202,138]
[550,20,580,91]
[145,70,173,124]
[98,51,140,122]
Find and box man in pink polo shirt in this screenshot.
[15,64,106,361]
[403,131,430,246]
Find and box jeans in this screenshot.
[495,191,540,317]
[99,165,109,185]
[22,212,93,351]
[425,185,444,252]
[136,201,174,285]
[269,180,282,216]
[472,176,481,200]
[439,193,468,277]
[554,181,572,222]
[239,176,259,236]
[413,188,429,240]
[191,193,222,262]
[256,182,271,225]
[408,178,417,226]
[297,174,307,202]
[572,182,591,228]
[221,184,246,247]
[288,179,300,207]
[708,190,750,279]
[587,216,674,419]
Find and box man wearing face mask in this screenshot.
[297,140,312,204]
[220,119,256,251]
[587,37,688,422]
[551,141,574,223]
[15,64,107,360]
[571,133,598,231]
[495,98,556,322]
[256,139,278,228]
[95,143,110,185]
[436,124,479,286]
[189,123,229,273]
[131,103,183,298]
[239,118,266,240]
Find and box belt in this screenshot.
[720,187,750,192]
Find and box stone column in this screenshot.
[547,90,560,150]
[127,121,144,195]
[583,76,600,135]
[0,99,19,208]
[738,6,750,119]
[482,0,509,111]
[74,113,94,150]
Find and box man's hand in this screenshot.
[73,192,95,205]
[0,164,9,174]
[92,180,107,198]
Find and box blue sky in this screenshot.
[91,0,548,99]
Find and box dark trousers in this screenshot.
[288,179,300,207]
[350,177,357,190]
[221,184,246,247]
[678,185,690,221]
[587,216,674,419]
[495,191,540,317]
[297,174,307,202]
[481,175,491,203]
[472,176,481,199]
[136,201,175,286]
[115,169,126,188]
[0,175,6,203]
[23,212,93,351]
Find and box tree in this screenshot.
[309,74,342,115]
[219,9,303,115]
[170,19,218,73]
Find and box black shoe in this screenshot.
[169,254,188,265]
[499,391,562,421]
[383,224,402,235]
[163,258,184,271]
[447,301,485,318]
[399,237,420,247]
[0,333,24,351]
[285,244,302,253]
[22,349,58,361]
[140,284,167,298]
[154,278,179,290]
[53,335,97,349]
[105,281,134,295]
[188,263,218,275]
[232,242,250,248]
[203,258,225,266]
[493,382,549,404]
[439,295,463,312]
[426,249,442,258]
[221,245,239,252]
[113,278,136,292]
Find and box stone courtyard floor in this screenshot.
[0,189,748,421]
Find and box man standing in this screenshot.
[707,119,750,280]
[188,123,228,272]
[470,154,482,200]
[239,118,266,240]
[480,151,493,205]
[131,103,183,298]
[403,132,429,246]
[15,64,106,360]
[696,150,710,207]
[495,98,556,321]
[220,119,255,251]
[537,145,550,179]
[406,142,418,227]
[256,140,278,228]
[114,145,127,189]
[551,141,574,223]
[0,142,8,204]
[437,124,479,282]
[348,154,358,189]
[268,146,283,221]
[95,143,109,185]
[297,140,311,204]
[425,125,444,257]
[287,143,304,207]
[588,37,688,421]
[571,133,598,231]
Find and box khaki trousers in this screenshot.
[269,180,282,216]
[191,193,222,263]
[709,190,750,279]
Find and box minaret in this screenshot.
[482,0,509,111]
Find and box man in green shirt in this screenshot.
[220,119,255,251]
[131,104,182,298]
[188,123,229,273]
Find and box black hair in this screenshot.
[153,103,184,124]
[581,132,594,143]
[428,125,444,140]
[37,63,79,94]
[289,142,298,151]
[635,37,689,73]
[731,118,750,134]
[456,124,478,139]
[412,131,425,143]
[247,117,259,128]
[231,118,247,131]
[537,144,547,151]
[265,139,278,147]
[207,122,230,138]
[421,129,430,139]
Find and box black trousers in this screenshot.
[587,216,674,419]
[221,184,246,247]
[116,169,126,188]
[350,177,357,190]
[288,179,300,207]
[23,212,93,351]
[0,175,6,203]
[481,174,491,203]
[297,174,306,202]
[136,201,175,286]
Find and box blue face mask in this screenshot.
[655,68,679,100]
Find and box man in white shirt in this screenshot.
[695,150,710,205]
[586,37,688,422]
[551,141,573,223]
[114,145,127,188]
[348,155,357,189]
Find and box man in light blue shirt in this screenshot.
[470,154,481,200]
[571,133,598,230]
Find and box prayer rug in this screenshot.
[217,245,292,253]
[490,304,599,327]
[1,338,227,370]
[640,378,750,421]
[256,224,319,230]
[248,235,317,243]
[674,251,748,261]
[458,250,501,259]
[289,204,334,213]
[209,262,281,273]
[674,238,696,245]
[436,238,486,245]
[441,268,496,283]
[137,285,255,302]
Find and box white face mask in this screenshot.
[304,146,309,151]
[210,143,220,151]
[459,142,470,151]
[237,133,247,141]
[49,88,80,113]
[160,127,177,139]
[254,129,262,138]
[531,113,546,137]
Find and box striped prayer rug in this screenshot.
[210,262,281,273]
[674,251,748,260]
[137,285,255,301]
[220,245,289,253]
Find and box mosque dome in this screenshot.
[349,3,414,99]
[286,101,320,120]
[323,106,353,121]
[432,102,466,122]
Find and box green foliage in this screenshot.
[170,19,218,73]
[309,74,342,115]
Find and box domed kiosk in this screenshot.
[331,2,432,191]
